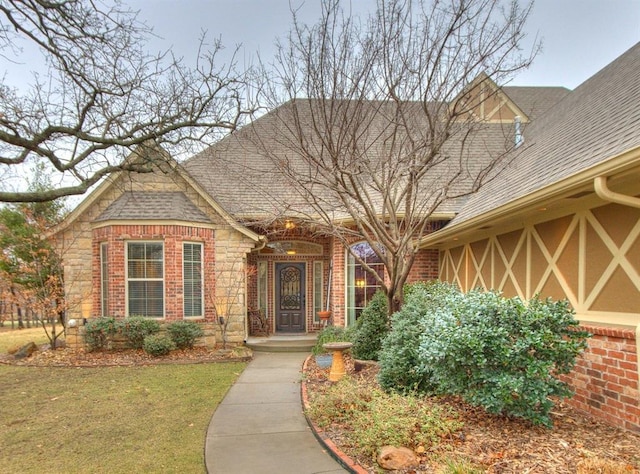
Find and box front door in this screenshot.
[275,263,306,332]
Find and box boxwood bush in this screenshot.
[84,317,122,351]
[351,290,389,361]
[312,325,353,355]
[167,321,204,349]
[378,283,590,426]
[418,291,589,426]
[143,334,176,357]
[377,281,462,393]
[121,316,161,349]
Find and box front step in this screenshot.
[245,335,317,353]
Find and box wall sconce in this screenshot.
[356,279,366,288]
[284,219,295,230]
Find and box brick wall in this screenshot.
[247,230,333,334]
[561,325,639,434]
[407,248,440,282]
[92,224,216,321]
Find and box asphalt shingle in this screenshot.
[183,86,569,223]
[451,42,640,227]
[95,191,213,223]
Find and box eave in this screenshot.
[421,145,640,249]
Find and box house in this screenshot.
[426,42,640,432]
[56,43,639,432]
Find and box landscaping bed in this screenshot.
[302,354,640,474]
[0,344,252,367]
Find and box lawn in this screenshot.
[0,332,246,473]
[0,325,51,353]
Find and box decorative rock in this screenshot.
[13,342,38,359]
[377,445,419,471]
[315,354,333,368]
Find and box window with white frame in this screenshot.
[100,243,109,317]
[183,242,203,318]
[127,242,164,318]
[257,261,268,316]
[346,242,384,326]
[313,261,324,322]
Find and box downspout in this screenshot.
[594,175,640,390]
[594,176,640,209]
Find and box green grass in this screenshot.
[0,361,246,473]
[0,326,50,353]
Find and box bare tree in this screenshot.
[255,0,538,314]
[0,0,255,202]
[208,261,255,349]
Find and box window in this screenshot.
[346,242,384,326]
[257,261,268,316]
[100,243,108,317]
[127,242,164,318]
[183,243,203,318]
[313,261,324,322]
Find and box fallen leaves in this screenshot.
[303,354,640,473]
[0,345,252,367]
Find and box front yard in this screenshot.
[0,339,246,473]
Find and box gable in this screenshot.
[453,74,529,123]
[95,191,213,224]
[54,144,262,243]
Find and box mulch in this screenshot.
[0,345,252,367]
[302,354,640,474]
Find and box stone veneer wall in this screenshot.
[212,227,259,344]
[57,163,258,349]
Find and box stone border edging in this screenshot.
[300,355,369,474]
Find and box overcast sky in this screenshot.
[128,0,640,90]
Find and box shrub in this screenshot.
[84,317,122,351]
[166,321,204,349]
[417,290,590,426]
[351,290,388,361]
[312,325,353,355]
[306,376,462,458]
[377,281,461,393]
[121,316,161,349]
[143,334,176,357]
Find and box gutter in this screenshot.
[594,176,640,209]
[421,144,640,247]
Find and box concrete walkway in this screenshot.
[205,351,347,474]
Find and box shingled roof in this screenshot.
[184,85,569,223]
[502,86,571,121]
[449,41,640,228]
[95,191,213,224]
